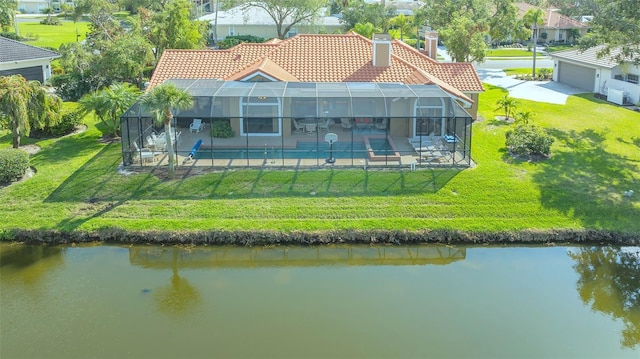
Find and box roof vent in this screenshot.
[372,33,392,67]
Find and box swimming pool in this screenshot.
[194,137,396,160]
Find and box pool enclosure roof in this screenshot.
[121,79,471,119]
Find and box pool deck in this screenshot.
[134,126,468,169]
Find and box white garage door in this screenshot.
[558,62,595,91]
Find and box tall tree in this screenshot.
[340,0,391,33]
[0,0,17,32]
[140,83,193,178]
[149,0,208,58]
[523,7,544,77]
[579,0,640,65]
[489,0,526,46]
[243,0,327,40]
[0,76,55,148]
[411,6,428,49]
[424,0,490,62]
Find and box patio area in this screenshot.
[121,81,473,170]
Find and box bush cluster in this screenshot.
[505,124,554,157]
[216,35,265,49]
[0,149,30,184]
[211,119,234,138]
[0,32,22,41]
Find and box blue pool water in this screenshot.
[194,139,395,160]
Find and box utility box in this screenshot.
[607,88,624,105]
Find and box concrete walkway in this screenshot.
[476,68,585,105]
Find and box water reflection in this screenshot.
[0,244,64,286]
[569,247,640,349]
[144,248,202,318]
[129,245,466,269]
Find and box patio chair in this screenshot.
[340,118,352,131]
[189,118,204,133]
[375,118,387,130]
[318,118,332,132]
[132,141,155,163]
[293,119,305,133]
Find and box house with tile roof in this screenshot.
[0,36,60,83]
[549,45,640,105]
[121,33,483,169]
[515,2,588,44]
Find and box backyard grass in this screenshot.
[1,85,639,234]
[13,20,91,49]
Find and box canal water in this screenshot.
[1,243,638,359]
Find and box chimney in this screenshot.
[372,33,392,67]
[425,31,438,60]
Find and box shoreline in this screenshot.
[2,228,639,246]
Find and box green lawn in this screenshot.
[1,86,639,234]
[486,48,533,57]
[14,20,91,49]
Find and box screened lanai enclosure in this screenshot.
[120,80,473,169]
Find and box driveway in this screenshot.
[476,68,585,105]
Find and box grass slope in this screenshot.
[1,86,639,234]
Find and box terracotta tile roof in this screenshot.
[149,43,278,87]
[514,2,588,29]
[149,33,484,102]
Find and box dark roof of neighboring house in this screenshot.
[0,36,61,63]
[149,33,484,104]
[549,45,622,69]
[514,2,588,30]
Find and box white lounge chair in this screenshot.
[340,118,352,131]
[132,141,155,163]
[189,118,204,133]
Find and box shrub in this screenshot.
[39,17,61,25]
[211,119,234,138]
[0,32,22,41]
[505,124,554,157]
[0,149,30,183]
[537,68,552,80]
[217,35,265,49]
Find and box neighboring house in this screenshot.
[121,33,483,168]
[199,5,343,43]
[16,0,48,14]
[0,36,60,83]
[515,2,589,44]
[549,45,640,105]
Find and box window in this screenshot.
[241,97,281,136]
[614,74,624,81]
[414,97,445,136]
[228,27,235,36]
[627,74,639,84]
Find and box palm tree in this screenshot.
[140,83,193,178]
[0,75,32,148]
[103,83,140,137]
[390,13,412,41]
[495,95,518,121]
[523,8,545,78]
[78,90,110,134]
